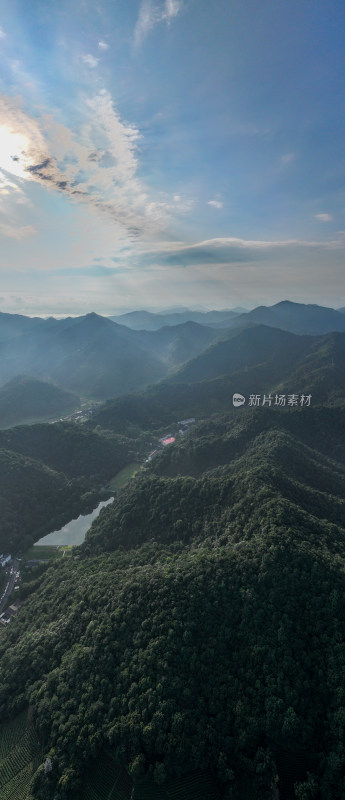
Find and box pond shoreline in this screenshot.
[34,497,114,547]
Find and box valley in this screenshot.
[0,302,345,799]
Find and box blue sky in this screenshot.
[0,0,344,315]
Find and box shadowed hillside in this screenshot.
[0,376,80,428]
[0,422,134,552]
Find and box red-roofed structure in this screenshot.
[161,436,175,446]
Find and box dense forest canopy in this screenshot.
[1,404,345,798]
[0,422,134,553]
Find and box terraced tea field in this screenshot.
[132,771,222,800]
[82,750,132,800]
[82,751,221,800]
[0,708,42,799]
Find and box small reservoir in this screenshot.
[34,497,114,547]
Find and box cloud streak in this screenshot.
[134,0,183,47]
[0,222,36,239]
[0,92,175,238]
[137,235,345,269]
[315,213,332,222]
[208,199,223,209]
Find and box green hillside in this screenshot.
[0,376,80,429]
[89,325,345,440]
[168,324,312,384]
[0,422,134,553]
[0,421,132,480]
[1,407,345,798]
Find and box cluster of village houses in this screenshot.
[145,418,196,462]
[0,601,21,625]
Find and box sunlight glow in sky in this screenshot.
[0,1,344,315]
[0,125,33,179]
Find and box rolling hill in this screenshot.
[134,322,220,370]
[0,313,167,399]
[90,326,345,436]
[168,324,312,384]
[0,313,224,399]
[0,376,80,428]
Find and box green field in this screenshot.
[106,463,141,491]
[25,545,62,561]
[0,708,42,799]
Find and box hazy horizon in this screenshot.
[1,298,344,321]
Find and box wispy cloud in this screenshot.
[315,213,332,222]
[281,153,296,165]
[98,41,109,50]
[134,0,183,47]
[0,92,174,237]
[0,222,36,239]
[0,27,5,40]
[208,199,223,209]
[50,264,125,277]
[82,54,99,68]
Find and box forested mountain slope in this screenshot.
[90,327,345,436]
[168,325,310,384]
[1,408,345,798]
[0,422,133,553]
[168,325,345,387]
[0,376,80,428]
[0,313,167,399]
[0,306,344,402]
[0,312,222,400]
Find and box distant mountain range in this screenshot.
[0,311,220,399]
[0,301,344,404]
[108,308,241,330]
[109,301,345,334]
